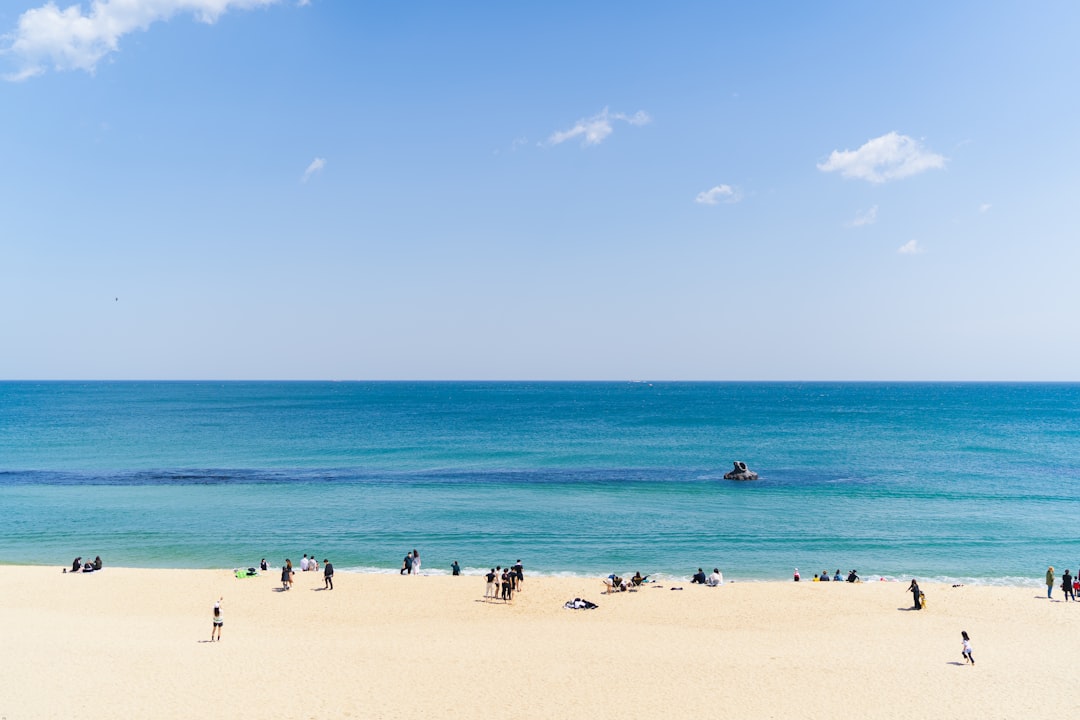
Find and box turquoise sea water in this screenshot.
[1,382,1078,584]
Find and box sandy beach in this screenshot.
[4,565,1077,719]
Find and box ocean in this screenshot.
[1,381,1077,584]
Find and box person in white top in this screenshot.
[300,555,310,572]
[411,549,421,575]
[707,568,724,586]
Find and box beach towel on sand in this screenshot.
[235,568,259,578]
[564,598,598,610]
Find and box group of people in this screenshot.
[484,561,524,602]
[794,569,860,583]
[1045,566,1080,600]
[67,556,103,573]
[690,568,723,586]
[400,550,422,575]
[276,557,334,590]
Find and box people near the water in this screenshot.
[323,559,334,590]
[1063,569,1075,601]
[281,560,294,590]
[211,597,223,641]
[631,571,644,586]
[500,569,513,601]
[834,569,842,581]
[707,568,724,586]
[1046,566,1055,599]
[961,630,974,664]
[67,556,105,573]
[411,549,421,575]
[513,560,523,589]
[71,557,82,572]
[485,568,497,598]
[92,556,102,571]
[401,552,412,575]
[260,558,268,571]
[451,560,460,576]
[691,568,707,584]
[907,579,921,610]
[812,573,820,582]
[820,569,830,582]
[846,570,860,583]
[793,568,800,582]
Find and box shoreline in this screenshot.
[6,564,1079,718]
[17,560,1047,589]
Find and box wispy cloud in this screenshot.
[818,132,945,183]
[301,157,326,182]
[3,0,293,81]
[898,239,924,255]
[848,205,878,227]
[979,203,992,213]
[694,184,741,205]
[547,108,651,147]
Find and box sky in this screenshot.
[2,0,1078,380]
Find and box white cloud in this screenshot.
[301,157,325,182]
[848,205,878,227]
[3,0,289,80]
[979,203,992,213]
[547,108,651,147]
[898,239,924,255]
[695,184,741,205]
[818,132,945,183]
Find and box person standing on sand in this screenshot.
[451,561,460,576]
[907,579,921,610]
[1063,569,1074,601]
[1047,566,1055,599]
[402,552,412,575]
[485,568,497,598]
[323,559,334,590]
[411,549,421,575]
[211,598,223,641]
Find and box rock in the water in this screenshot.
[723,460,758,481]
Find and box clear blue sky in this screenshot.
[2,1,1077,380]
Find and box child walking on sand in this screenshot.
[961,631,973,664]
[211,598,223,641]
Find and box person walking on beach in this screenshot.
[961,631,974,664]
[323,559,334,590]
[907,579,921,610]
[1047,566,1055,599]
[211,598,223,641]
[1063,569,1075,602]
[281,560,294,590]
[402,552,412,575]
[485,568,497,599]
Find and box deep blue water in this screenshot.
[1,381,1078,583]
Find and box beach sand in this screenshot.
[4,565,1077,719]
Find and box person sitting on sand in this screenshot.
[70,557,82,573]
[834,569,842,581]
[793,568,800,582]
[93,556,102,571]
[309,557,318,572]
[691,568,707,584]
[820,569,830,582]
[847,570,860,583]
[707,568,723,586]
[301,555,310,572]
[631,571,644,586]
